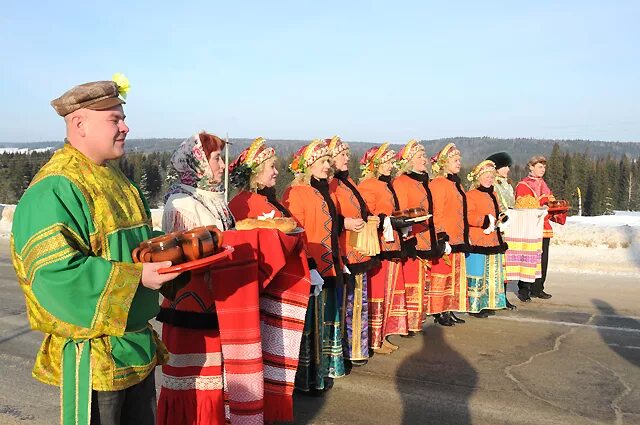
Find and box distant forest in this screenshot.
[1,137,639,216]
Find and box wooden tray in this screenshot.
[406,214,432,223]
[158,245,234,274]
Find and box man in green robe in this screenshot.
[10,76,183,425]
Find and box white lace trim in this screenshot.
[161,373,223,391]
[166,352,222,368]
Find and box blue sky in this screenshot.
[1,1,638,143]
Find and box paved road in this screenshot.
[0,238,639,424]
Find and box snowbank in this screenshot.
[549,211,640,276]
[2,205,639,277]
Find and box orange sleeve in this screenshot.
[358,180,378,215]
[392,178,409,210]
[430,179,447,235]
[283,187,306,229]
[466,191,486,228]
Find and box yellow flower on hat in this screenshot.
[112,73,130,99]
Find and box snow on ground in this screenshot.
[2,205,639,277]
[0,147,54,154]
[550,211,640,276]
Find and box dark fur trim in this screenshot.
[437,232,449,242]
[450,243,471,253]
[482,215,491,229]
[319,276,340,289]
[343,256,381,275]
[467,242,509,255]
[156,308,219,330]
[335,170,369,220]
[377,214,387,231]
[377,250,405,261]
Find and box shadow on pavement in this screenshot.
[396,325,477,425]
[593,299,640,368]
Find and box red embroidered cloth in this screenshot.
[160,228,310,424]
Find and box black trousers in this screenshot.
[518,237,550,297]
[90,371,156,425]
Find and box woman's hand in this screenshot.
[344,217,366,232]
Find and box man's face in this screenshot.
[530,162,546,178]
[82,105,129,164]
[497,166,510,178]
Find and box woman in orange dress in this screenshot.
[326,136,379,366]
[428,143,469,326]
[392,140,447,335]
[283,140,364,392]
[465,160,508,317]
[358,143,411,353]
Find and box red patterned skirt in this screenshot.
[367,259,408,348]
[402,257,428,331]
[425,252,468,314]
[157,324,227,425]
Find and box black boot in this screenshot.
[401,331,418,338]
[449,312,466,324]
[433,313,454,326]
[469,311,489,318]
[504,281,517,309]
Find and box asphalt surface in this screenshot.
[0,238,639,425]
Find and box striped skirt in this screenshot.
[337,272,369,361]
[466,253,507,313]
[295,286,345,391]
[367,260,408,349]
[157,324,227,425]
[402,257,428,331]
[425,252,468,314]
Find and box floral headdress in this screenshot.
[467,160,496,185]
[359,143,396,178]
[430,142,461,175]
[228,137,276,188]
[325,135,349,157]
[288,139,330,175]
[395,139,424,171]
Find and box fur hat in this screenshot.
[486,152,512,169]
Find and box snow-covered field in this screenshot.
[2,205,639,277]
[0,147,53,154]
[550,211,640,276]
